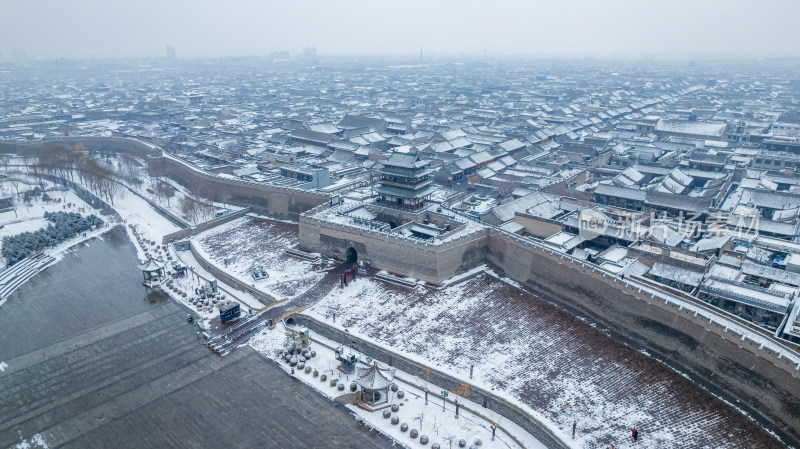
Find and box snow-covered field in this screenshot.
[305,269,779,449]
[194,216,328,299]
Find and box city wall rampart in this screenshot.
[299,206,490,284]
[161,207,251,244]
[0,137,159,158]
[183,239,276,306]
[299,207,800,446]
[150,154,329,220]
[484,230,800,447]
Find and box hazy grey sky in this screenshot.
[2,0,799,59]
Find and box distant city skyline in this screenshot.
[1,0,800,60]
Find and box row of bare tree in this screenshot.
[180,197,215,225]
[24,144,121,205]
[16,144,221,225]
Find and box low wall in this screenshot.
[162,208,251,244]
[293,314,570,449]
[151,154,329,220]
[186,240,276,306]
[485,230,800,448]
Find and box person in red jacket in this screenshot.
[631,427,638,441]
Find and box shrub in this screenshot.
[2,212,105,265]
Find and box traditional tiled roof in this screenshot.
[355,363,395,390]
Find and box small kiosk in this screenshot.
[219,302,241,323]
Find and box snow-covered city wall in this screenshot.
[161,207,251,243]
[150,153,329,220]
[485,230,800,446]
[299,212,490,284]
[1,136,158,159]
[185,239,277,305]
[298,200,800,445]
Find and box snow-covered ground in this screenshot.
[0,179,100,243]
[113,187,180,254]
[249,323,548,449]
[12,432,50,449]
[194,216,329,300]
[174,246,266,311]
[304,269,778,449]
[121,163,240,226]
[0,174,112,304]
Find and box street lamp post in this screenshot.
[441,390,448,412]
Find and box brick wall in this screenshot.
[161,208,252,244]
[485,230,800,447]
[299,213,490,284]
[150,155,329,220]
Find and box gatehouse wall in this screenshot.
[299,207,489,284]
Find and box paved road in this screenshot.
[211,259,355,349]
[0,227,393,448]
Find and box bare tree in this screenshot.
[414,367,432,405]
[75,155,120,205]
[181,197,202,225]
[150,180,176,207]
[450,382,469,402]
[9,195,18,218]
[218,192,232,210]
[413,412,425,430]
[8,178,20,198]
[118,153,144,190]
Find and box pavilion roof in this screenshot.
[137,258,166,272]
[354,363,395,390]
